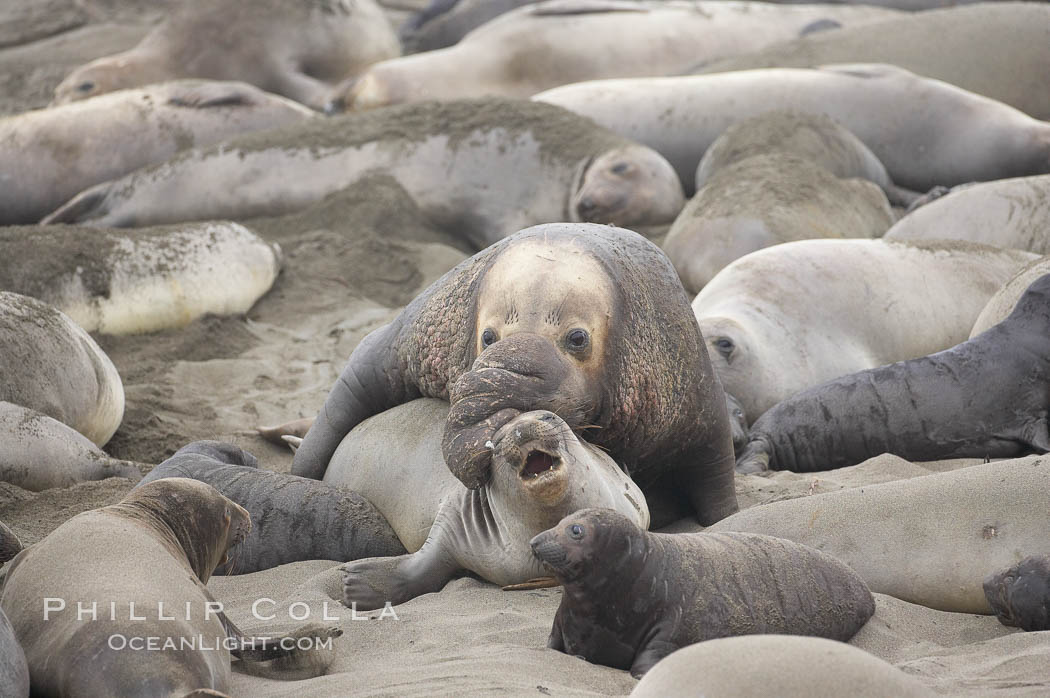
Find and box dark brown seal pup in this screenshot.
[280,223,738,526]
[736,273,1050,474]
[531,508,875,677]
[985,555,1050,632]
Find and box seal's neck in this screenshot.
[112,501,217,583]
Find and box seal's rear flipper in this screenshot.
[40,184,110,225]
[502,576,559,591]
[231,622,343,681]
[282,435,302,453]
[257,418,315,444]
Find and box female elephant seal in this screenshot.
[43,99,684,247]
[325,399,648,609]
[0,222,282,335]
[52,0,399,110]
[137,440,405,575]
[0,292,124,446]
[984,555,1050,632]
[281,223,737,526]
[692,239,1036,420]
[971,258,1050,337]
[0,80,313,225]
[736,273,1050,473]
[531,508,874,677]
[0,479,341,697]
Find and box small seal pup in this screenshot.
[531,508,875,677]
[52,0,400,110]
[984,555,1050,632]
[0,292,124,446]
[0,479,342,697]
[137,440,406,575]
[736,273,1050,473]
[0,80,313,225]
[324,400,649,610]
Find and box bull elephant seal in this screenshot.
[885,175,1050,255]
[971,258,1050,337]
[532,508,874,677]
[52,0,399,110]
[736,273,1050,473]
[399,0,537,54]
[692,239,1035,420]
[984,555,1050,632]
[0,222,282,335]
[43,99,684,248]
[711,456,1050,613]
[284,223,737,526]
[333,0,897,112]
[325,399,649,609]
[535,63,1050,194]
[0,81,313,225]
[630,635,935,698]
[665,153,894,294]
[0,292,124,446]
[0,479,342,697]
[137,440,405,575]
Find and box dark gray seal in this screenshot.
[136,440,406,575]
[984,555,1050,632]
[736,273,1050,474]
[399,0,537,53]
[531,508,875,677]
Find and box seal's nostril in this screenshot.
[578,197,596,215]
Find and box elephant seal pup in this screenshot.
[692,239,1035,420]
[399,0,537,53]
[137,440,405,575]
[736,273,1050,473]
[0,222,282,335]
[327,400,649,609]
[665,153,893,294]
[711,456,1050,613]
[52,0,399,110]
[333,0,897,111]
[984,555,1050,632]
[0,292,124,446]
[0,479,341,697]
[0,80,313,225]
[630,635,935,698]
[0,402,142,491]
[284,223,737,526]
[531,508,874,677]
[535,63,1050,194]
[43,99,684,248]
[885,175,1050,255]
[971,258,1050,337]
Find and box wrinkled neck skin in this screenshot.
[567,156,596,222]
[109,501,220,584]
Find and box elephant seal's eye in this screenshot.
[568,524,585,539]
[611,162,630,175]
[566,328,590,352]
[77,81,95,93]
[481,328,498,348]
[713,337,735,359]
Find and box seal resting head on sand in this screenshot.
[985,555,1050,632]
[531,508,875,677]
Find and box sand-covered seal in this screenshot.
[398,0,536,53]
[0,292,124,446]
[137,440,406,575]
[665,153,894,294]
[692,239,1036,420]
[52,0,399,110]
[43,99,684,247]
[0,222,282,335]
[0,80,313,225]
[971,258,1050,337]
[736,273,1050,473]
[281,223,737,526]
[535,63,1050,194]
[333,0,897,111]
[0,479,342,697]
[531,508,874,677]
[984,555,1050,632]
[323,399,648,609]
[630,635,935,698]
[711,456,1050,613]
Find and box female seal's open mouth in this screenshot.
[521,450,560,479]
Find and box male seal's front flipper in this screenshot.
[341,549,460,611]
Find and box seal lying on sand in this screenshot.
[532,508,874,677]
[137,441,405,575]
[970,258,1050,337]
[0,292,124,446]
[43,99,684,247]
[276,223,737,526]
[0,479,342,697]
[0,80,313,225]
[0,222,282,335]
[52,0,399,110]
[398,0,536,53]
[736,273,1050,473]
[985,555,1050,632]
[323,400,648,610]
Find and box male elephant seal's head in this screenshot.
[530,508,643,585]
[984,555,1050,632]
[573,145,685,228]
[117,478,251,583]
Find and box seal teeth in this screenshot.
[521,450,558,478]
